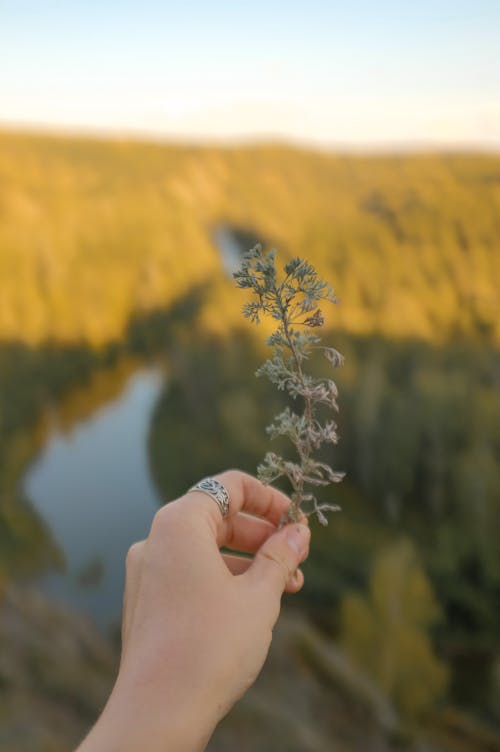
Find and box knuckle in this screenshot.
[219,468,242,484]
[151,500,188,539]
[151,504,175,532]
[125,541,143,570]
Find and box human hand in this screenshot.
[77,470,311,752]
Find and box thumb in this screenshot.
[245,523,311,599]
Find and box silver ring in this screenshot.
[189,477,230,518]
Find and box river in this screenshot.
[23,368,164,628]
[19,227,244,629]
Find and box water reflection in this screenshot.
[23,369,164,628]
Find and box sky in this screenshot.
[0,0,499,149]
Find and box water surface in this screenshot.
[23,368,164,628]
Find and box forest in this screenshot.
[0,130,499,751]
[0,130,499,345]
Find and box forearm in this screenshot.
[76,676,215,752]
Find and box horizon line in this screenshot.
[1,120,500,156]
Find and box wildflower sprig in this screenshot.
[234,244,344,525]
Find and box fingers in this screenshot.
[221,471,291,524]
[289,567,305,593]
[222,552,305,593]
[219,512,277,553]
[183,470,292,542]
[222,552,252,576]
[243,523,310,608]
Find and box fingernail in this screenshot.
[285,524,310,556]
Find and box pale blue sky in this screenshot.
[1,0,499,148]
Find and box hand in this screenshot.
[77,470,311,752]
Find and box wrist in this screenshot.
[77,674,216,752]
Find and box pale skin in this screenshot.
[76,470,311,752]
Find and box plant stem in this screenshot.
[278,292,315,520]
[234,245,343,526]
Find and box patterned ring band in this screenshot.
[189,477,230,518]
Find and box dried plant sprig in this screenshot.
[233,244,345,525]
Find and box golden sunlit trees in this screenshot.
[340,539,448,719]
[0,131,499,346]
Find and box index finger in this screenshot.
[185,469,292,531]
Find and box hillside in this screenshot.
[2,588,496,752]
[1,131,500,749]
[0,130,499,345]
